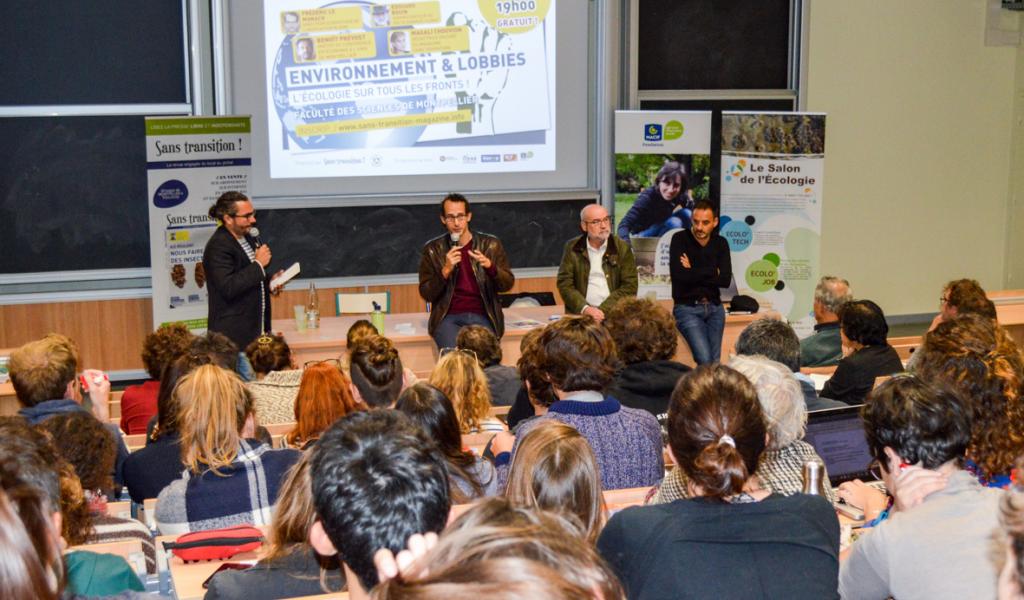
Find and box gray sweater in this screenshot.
[839,470,1003,600]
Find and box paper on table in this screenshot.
[270,262,300,290]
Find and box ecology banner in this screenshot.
[145,116,252,332]
[719,112,826,335]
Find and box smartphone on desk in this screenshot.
[202,562,254,588]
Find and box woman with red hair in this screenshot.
[286,362,364,449]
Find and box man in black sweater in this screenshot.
[669,201,732,365]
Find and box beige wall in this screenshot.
[1004,38,1024,287]
[806,0,1019,315]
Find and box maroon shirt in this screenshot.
[448,244,487,315]
[119,380,160,435]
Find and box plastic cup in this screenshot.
[294,305,307,331]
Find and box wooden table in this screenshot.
[274,302,776,376]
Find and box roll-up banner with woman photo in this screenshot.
[719,112,826,335]
[613,111,712,299]
[146,116,252,332]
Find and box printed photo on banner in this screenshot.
[264,0,556,179]
[614,153,712,299]
[720,112,826,335]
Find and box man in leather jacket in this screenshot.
[418,193,515,349]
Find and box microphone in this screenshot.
[450,232,461,247]
[249,227,264,248]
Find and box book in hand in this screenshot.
[270,262,300,290]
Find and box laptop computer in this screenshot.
[803,405,877,488]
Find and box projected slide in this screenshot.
[264,0,556,179]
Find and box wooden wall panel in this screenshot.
[0,298,152,371]
[1,275,558,373]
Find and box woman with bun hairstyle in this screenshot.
[349,335,417,408]
[504,420,606,543]
[395,382,497,502]
[597,364,839,600]
[246,334,303,425]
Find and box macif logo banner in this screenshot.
[614,111,710,154]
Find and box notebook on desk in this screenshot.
[803,405,876,488]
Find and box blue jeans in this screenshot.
[433,312,495,350]
[673,303,726,365]
[637,208,692,238]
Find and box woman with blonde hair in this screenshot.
[429,349,505,434]
[504,421,606,543]
[372,497,625,600]
[205,453,345,599]
[155,364,301,535]
[286,362,364,449]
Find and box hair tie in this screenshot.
[257,335,273,348]
[717,434,736,448]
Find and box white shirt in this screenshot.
[585,239,611,308]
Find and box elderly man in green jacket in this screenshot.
[556,204,638,322]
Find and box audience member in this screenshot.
[604,297,690,420]
[734,317,846,411]
[0,465,63,600]
[396,382,497,502]
[246,333,303,425]
[493,316,663,490]
[505,327,555,429]
[341,319,378,373]
[504,420,606,543]
[308,410,450,600]
[429,349,506,434]
[349,335,414,408]
[286,361,364,449]
[933,278,997,330]
[914,314,1024,487]
[38,412,156,573]
[120,322,192,434]
[155,365,300,534]
[998,463,1024,600]
[820,299,903,405]
[0,419,145,597]
[205,453,345,600]
[652,355,835,504]
[122,351,212,503]
[837,375,1001,600]
[372,498,625,600]
[456,324,519,407]
[800,275,852,367]
[8,333,129,494]
[598,364,839,600]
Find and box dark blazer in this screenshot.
[820,344,904,405]
[203,226,271,350]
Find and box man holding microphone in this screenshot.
[418,193,515,349]
[203,191,283,352]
